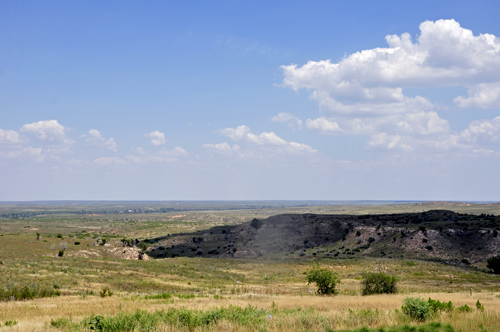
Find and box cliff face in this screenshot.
[146,210,500,267]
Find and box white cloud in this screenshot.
[20,120,73,144]
[454,83,500,109]
[368,133,413,151]
[218,125,288,145]
[203,142,241,155]
[306,117,341,133]
[146,131,167,146]
[280,19,500,153]
[126,146,188,164]
[271,112,303,130]
[0,129,27,145]
[397,111,450,136]
[159,146,188,158]
[83,129,117,152]
[94,157,127,166]
[460,116,500,142]
[283,19,500,112]
[215,125,316,156]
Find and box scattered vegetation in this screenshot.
[0,283,60,301]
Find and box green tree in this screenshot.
[487,255,500,274]
[361,272,398,295]
[305,263,340,295]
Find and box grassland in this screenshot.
[0,201,499,331]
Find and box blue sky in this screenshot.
[1,0,500,201]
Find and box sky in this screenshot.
[1,0,500,201]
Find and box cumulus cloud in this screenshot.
[218,125,288,146]
[83,129,117,152]
[460,116,500,142]
[454,83,500,109]
[271,112,303,129]
[203,142,241,155]
[368,133,413,151]
[279,19,500,154]
[306,117,341,134]
[20,120,73,144]
[282,19,500,112]
[146,131,167,146]
[215,125,316,155]
[0,129,27,145]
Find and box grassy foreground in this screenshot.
[0,292,499,331]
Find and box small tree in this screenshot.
[250,218,263,229]
[36,233,41,240]
[361,272,397,295]
[487,255,500,274]
[306,263,340,295]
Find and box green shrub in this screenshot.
[57,234,63,239]
[487,255,500,274]
[82,305,268,332]
[428,298,454,313]
[305,263,340,295]
[58,250,64,257]
[457,304,472,313]
[4,320,17,326]
[476,300,484,311]
[74,241,80,245]
[100,287,113,297]
[401,297,433,321]
[361,272,397,295]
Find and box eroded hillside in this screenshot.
[144,210,500,269]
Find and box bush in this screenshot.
[401,297,433,321]
[305,263,340,295]
[250,218,263,229]
[457,304,472,313]
[361,272,397,295]
[100,287,113,297]
[58,250,64,257]
[487,255,500,274]
[476,300,484,312]
[428,298,453,313]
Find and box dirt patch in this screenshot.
[70,250,102,258]
[106,247,150,261]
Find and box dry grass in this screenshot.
[0,292,499,331]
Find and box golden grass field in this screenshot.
[0,292,499,331]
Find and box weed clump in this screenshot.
[100,287,113,297]
[457,304,472,313]
[361,272,397,295]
